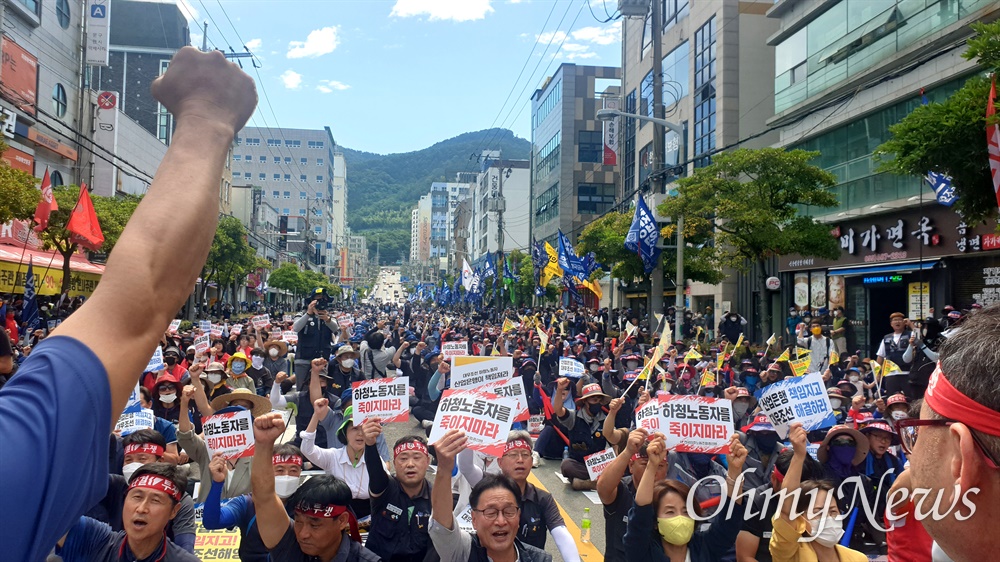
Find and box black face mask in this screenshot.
[164,356,177,366]
[186,354,195,362]
[754,432,780,452]
[588,403,603,416]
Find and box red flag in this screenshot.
[66,184,104,251]
[988,75,1000,211]
[32,168,57,232]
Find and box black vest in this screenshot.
[566,411,607,461]
[297,315,334,361]
[881,331,912,371]
[468,535,551,562]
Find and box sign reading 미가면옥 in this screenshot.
[429,389,515,457]
[758,373,836,438]
[202,408,255,461]
[352,376,409,425]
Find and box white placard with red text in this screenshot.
[655,395,734,454]
[168,319,181,333]
[482,377,529,422]
[282,331,298,344]
[585,448,616,480]
[352,376,409,425]
[210,324,223,338]
[441,341,468,360]
[252,314,270,329]
[202,409,255,461]
[450,357,513,390]
[231,324,242,335]
[429,388,515,457]
[337,315,353,328]
[194,334,211,354]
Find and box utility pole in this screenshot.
[649,0,665,335]
[202,22,208,51]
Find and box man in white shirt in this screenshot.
[797,318,833,376]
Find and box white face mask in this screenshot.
[733,402,750,418]
[589,364,599,372]
[207,373,223,385]
[274,475,301,499]
[251,357,264,369]
[159,392,177,404]
[891,410,908,420]
[808,516,844,548]
[122,462,144,483]
[931,541,956,562]
[269,348,279,358]
[830,398,843,410]
[341,358,356,369]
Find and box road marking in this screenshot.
[527,473,604,562]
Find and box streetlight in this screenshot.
[597,107,687,342]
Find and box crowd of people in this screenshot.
[1,47,997,562]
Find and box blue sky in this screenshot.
[170,0,622,154]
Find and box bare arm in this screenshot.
[51,48,256,427]
[778,423,807,520]
[597,429,647,505]
[251,413,291,549]
[431,430,467,529]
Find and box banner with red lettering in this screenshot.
[202,409,255,461]
[428,389,515,457]
[352,376,409,425]
[251,314,270,329]
[634,395,734,454]
[482,377,529,422]
[585,448,616,480]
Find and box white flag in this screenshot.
[462,258,474,291]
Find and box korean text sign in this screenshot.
[353,376,409,425]
[635,395,734,454]
[559,357,585,378]
[585,448,616,480]
[758,373,836,438]
[202,409,255,461]
[450,356,513,389]
[441,341,468,359]
[429,389,515,457]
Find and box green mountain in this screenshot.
[343,128,531,265]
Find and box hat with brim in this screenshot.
[227,351,249,370]
[742,413,775,433]
[817,425,869,465]
[211,388,271,417]
[263,340,288,356]
[202,362,227,376]
[886,393,908,408]
[337,405,356,443]
[576,383,610,405]
[859,420,900,445]
[335,346,359,359]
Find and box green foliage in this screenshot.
[875,22,1000,223]
[344,129,530,264]
[0,141,40,224]
[203,216,258,303]
[577,212,646,281]
[267,261,341,299]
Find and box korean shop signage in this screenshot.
[778,207,998,272]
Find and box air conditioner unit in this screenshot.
[618,0,649,17]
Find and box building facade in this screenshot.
[529,64,621,249]
[768,0,1000,354]
[470,155,530,262]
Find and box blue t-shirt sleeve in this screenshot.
[0,337,111,562]
[155,417,178,444]
[57,516,115,562]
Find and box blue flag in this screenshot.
[624,196,662,275]
[21,260,40,338]
[503,255,520,282]
[482,253,497,279]
[535,285,546,297]
[557,230,587,279]
[919,90,958,207]
[564,276,584,305]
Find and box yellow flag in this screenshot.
[502,318,518,333]
[795,346,811,358]
[491,346,501,356]
[637,347,663,380]
[540,242,563,286]
[871,361,882,377]
[625,322,638,339]
[536,327,549,348]
[734,333,745,350]
[716,352,727,371]
[789,357,811,377]
[700,370,716,387]
[776,348,790,362]
[582,278,603,300]
[831,350,840,365]
[766,333,777,346]
[684,348,703,362]
[882,359,902,375]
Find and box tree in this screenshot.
[874,21,1000,224]
[37,185,141,294]
[267,262,304,297]
[202,215,258,306]
[658,147,840,336]
[0,140,40,225]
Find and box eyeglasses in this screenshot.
[896,418,1000,470]
[473,506,520,520]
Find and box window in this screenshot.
[235,137,242,145]
[300,175,307,182]
[260,173,267,181]
[274,174,281,181]
[244,172,251,180]
[623,90,637,193]
[314,208,322,216]
[662,41,690,104]
[50,170,64,186]
[245,138,260,146]
[244,155,252,162]
[300,158,308,165]
[533,183,559,225]
[308,140,325,149]
[273,156,281,164]
[284,157,291,164]
[285,140,301,148]
[578,183,616,214]
[694,17,717,168]
[259,156,266,163]
[694,16,716,90]
[267,139,281,147]
[155,61,172,144]
[56,0,71,29]
[283,191,290,199]
[299,191,307,199]
[297,208,305,216]
[272,190,279,198]
[578,131,603,163]
[316,176,323,183]
[639,143,654,187]
[315,226,323,235]
[534,132,561,183]
[317,158,324,166]
[641,13,653,60]
[282,208,289,215]
[533,80,561,128]
[12,0,40,19]
[640,70,654,123]
[284,174,291,182]
[52,84,67,117]
[661,0,689,31]
[234,155,241,162]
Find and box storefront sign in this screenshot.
[779,207,997,272]
[86,0,111,66]
[908,282,930,319]
[0,37,37,115]
[23,127,78,160]
[972,266,1000,307]
[862,274,903,285]
[0,146,33,173]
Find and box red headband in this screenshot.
[504,439,532,455]
[295,503,363,543]
[124,443,165,458]
[630,451,647,462]
[129,474,182,502]
[273,454,303,466]
[394,440,429,458]
[926,364,1000,437]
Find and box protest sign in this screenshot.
[635,399,661,433]
[230,324,242,335]
[124,382,142,414]
[337,314,353,328]
[115,408,155,435]
[789,357,811,377]
[758,372,836,438]
[198,320,211,331]
[527,414,545,434]
[441,341,468,360]
[210,324,223,338]
[658,395,734,454]
[483,377,529,422]
[584,448,616,480]
[282,314,293,323]
[194,334,210,354]
[146,347,165,372]
[168,319,181,333]
[429,389,515,457]
[455,505,475,533]
[193,522,241,561]
[251,314,270,329]
[353,376,409,425]
[282,331,298,344]
[203,409,255,461]
[559,357,585,378]
[450,356,513,390]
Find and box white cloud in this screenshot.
[537,31,568,45]
[286,27,340,59]
[390,0,495,22]
[280,69,303,90]
[561,43,590,52]
[245,38,262,51]
[571,26,621,46]
[565,51,598,60]
[316,80,350,93]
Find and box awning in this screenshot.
[827,260,938,277]
[0,244,105,296]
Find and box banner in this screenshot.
[558,357,585,378]
[482,377,529,422]
[585,447,616,480]
[429,389,515,457]
[194,334,210,354]
[193,523,241,561]
[198,320,211,332]
[202,409,255,461]
[450,356,513,390]
[145,346,165,372]
[251,314,270,329]
[758,373,836,438]
[168,319,181,333]
[337,314,353,328]
[635,395,733,454]
[86,0,111,66]
[230,324,242,336]
[441,341,468,360]
[352,377,409,425]
[282,331,298,344]
[603,97,619,166]
[635,399,660,432]
[210,324,223,338]
[115,408,155,436]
